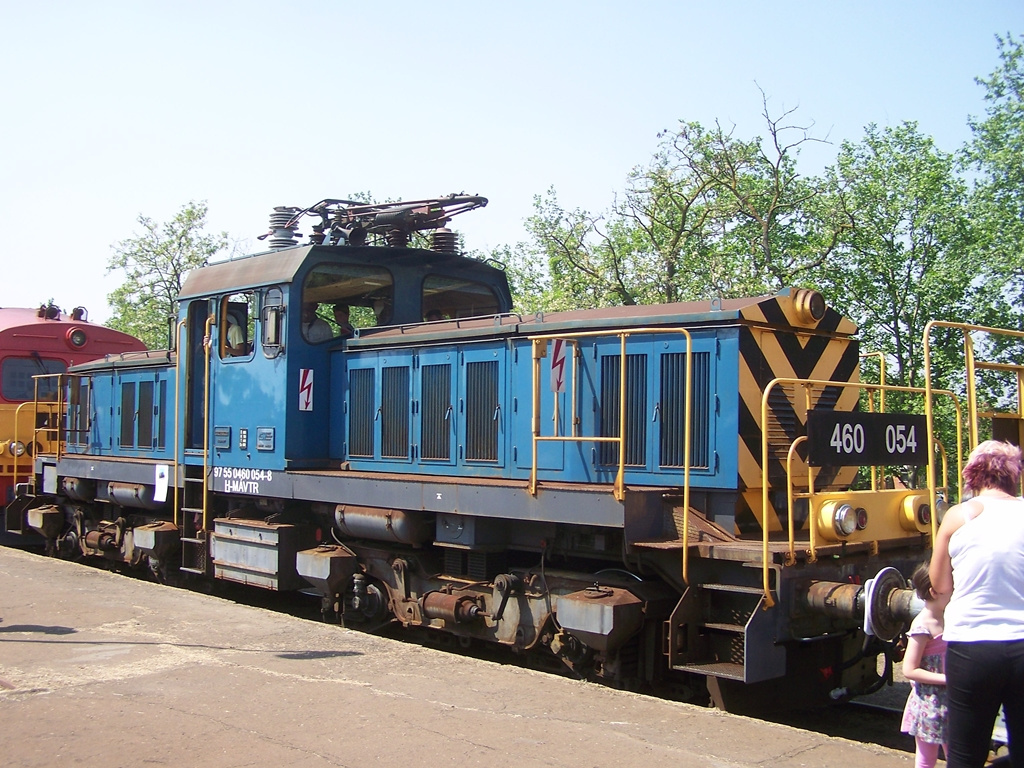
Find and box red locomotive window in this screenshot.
[1,357,67,402]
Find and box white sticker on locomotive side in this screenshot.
[154,463,169,502]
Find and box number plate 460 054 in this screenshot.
[805,411,929,467]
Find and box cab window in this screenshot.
[302,264,394,340]
[421,275,501,320]
[1,357,66,401]
[261,287,285,358]
[219,292,255,359]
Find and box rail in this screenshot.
[527,327,696,582]
[760,377,962,608]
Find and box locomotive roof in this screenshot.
[521,288,857,334]
[351,287,857,346]
[70,348,174,372]
[0,306,86,332]
[179,243,506,300]
[0,306,147,341]
[0,306,148,365]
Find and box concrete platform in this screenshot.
[0,547,910,767]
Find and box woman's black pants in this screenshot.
[945,639,1024,768]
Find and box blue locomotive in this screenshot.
[9,194,987,711]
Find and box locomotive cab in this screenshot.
[172,202,511,472]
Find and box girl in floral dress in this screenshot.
[902,562,951,768]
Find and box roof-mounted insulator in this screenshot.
[265,206,301,250]
[431,228,459,254]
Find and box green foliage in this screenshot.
[951,34,1024,431]
[516,98,846,312]
[507,45,1024,476]
[106,201,227,349]
[821,122,975,390]
[965,34,1024,287]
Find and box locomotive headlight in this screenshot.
[833,503,858,536]
[819,501,860,536]
[793,289,826,324]
[8,440,25,457]
[67,328,88,348]
[900,494,933,532]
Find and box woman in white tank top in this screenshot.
[930,440,1024,768]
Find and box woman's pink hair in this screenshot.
[962,440,1023,495]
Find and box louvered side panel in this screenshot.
[381,366,410,459]
[465,360,498,461]
[348,368,375,458]
[421,363,451,461]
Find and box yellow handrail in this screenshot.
[202,314,213,532]
[174,319,186,527]
[784,436,810,567]
[527,326,693,582]
[923,320,1024,539]
[12,401,35,490]
[760,376,962,607]
[859,351,887,412]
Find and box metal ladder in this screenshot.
[180,463,208,575]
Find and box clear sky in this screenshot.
[1,0,1021,323]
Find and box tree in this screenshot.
[966,34,1024,281]
[519,98,843,311]
[106,201,228,348]
[822,122,974,484]
[952,35,1024,420]
[677,99,843,294]
[822,122,975,392]
[523,189,639,309]
[964,34,1024,345]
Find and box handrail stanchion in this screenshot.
[174,320,186,527]
[784,436,807,566]
[614,333,627,502]
[529,338,544,497]
[202,314,213,532]
[680,339,692,584]
[760,379,781,608]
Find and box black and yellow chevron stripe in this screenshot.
[734,292,860,534]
